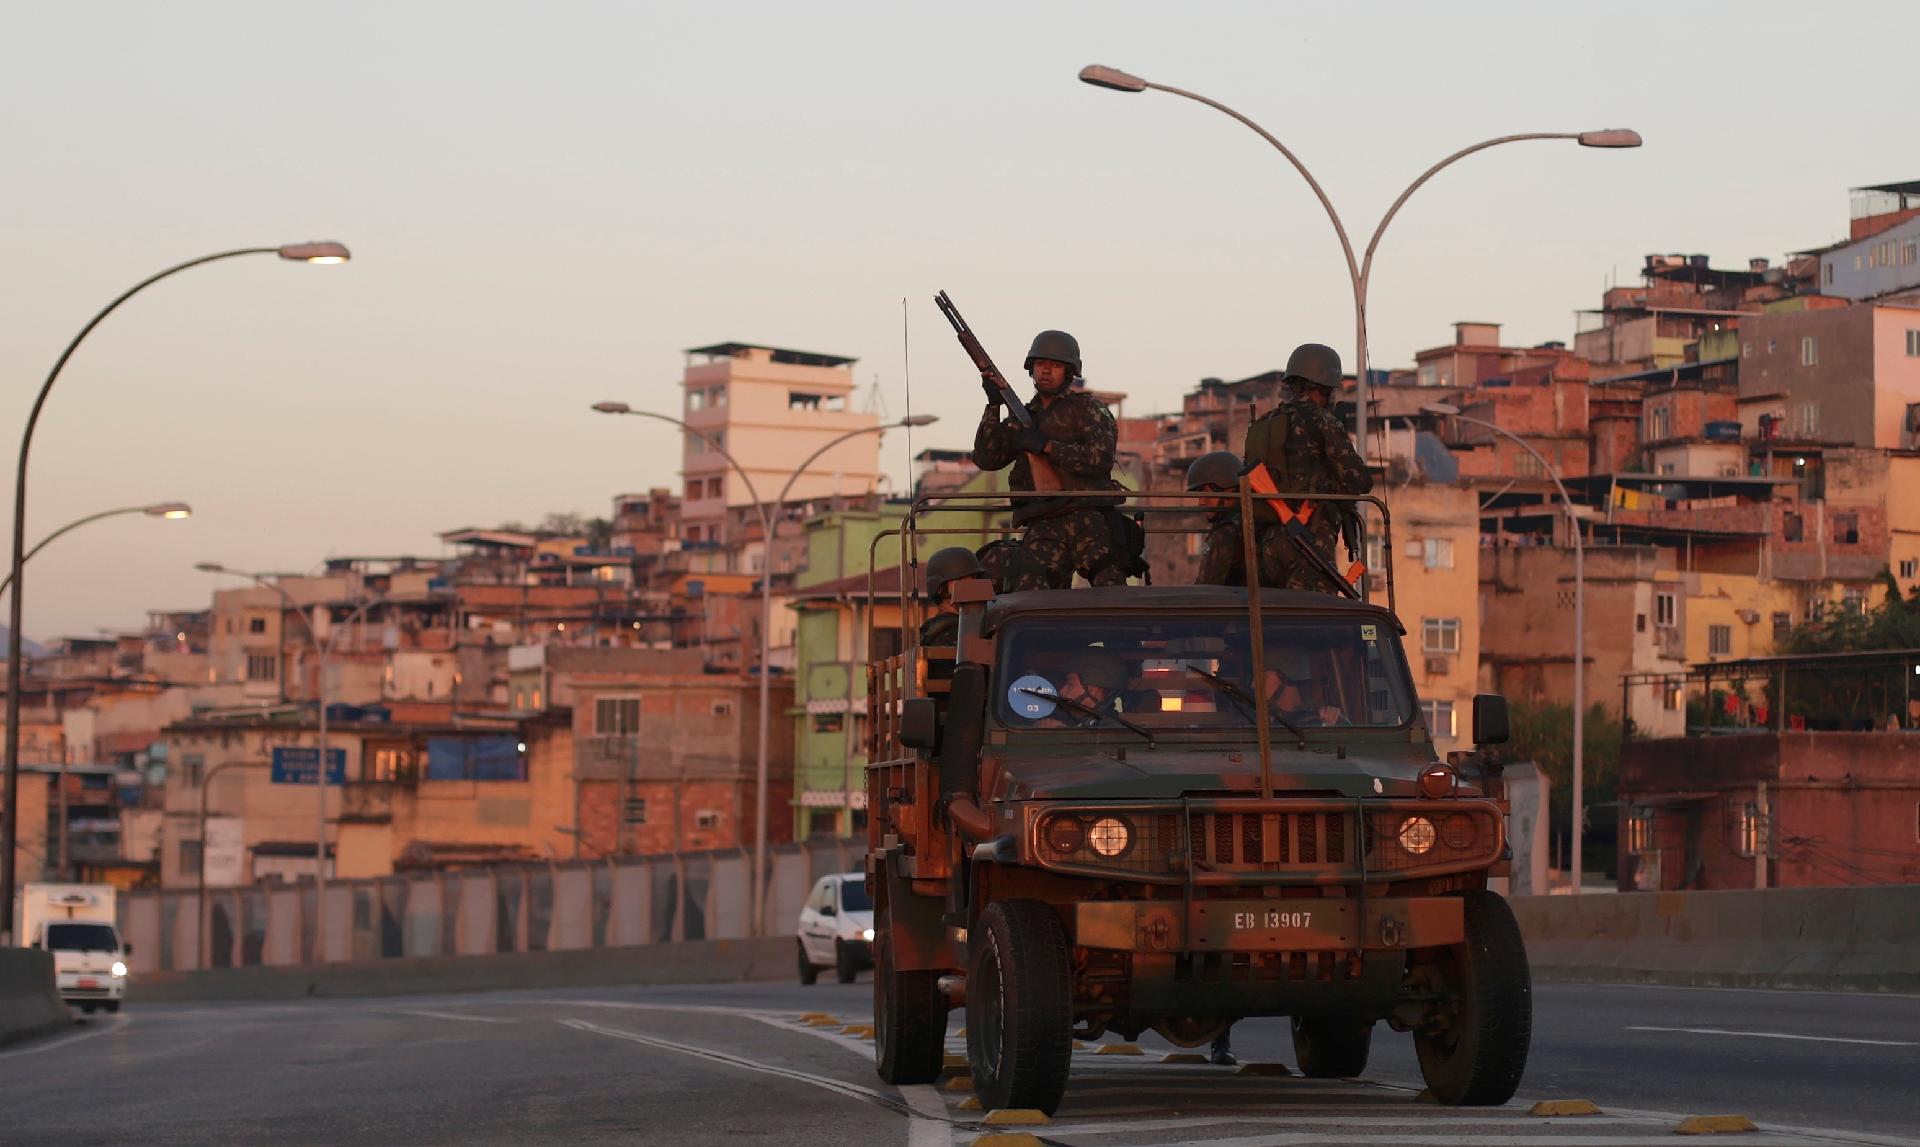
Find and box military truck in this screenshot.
[863,490,1528,1115]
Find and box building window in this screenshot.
[707,477,724,499]
[1735,802,1766,859]
[1647,406,1671,441]
[179,839,203,879]
[1654,591,1677,629]
[245,654,277,682]
[712,700,734,717]
[1799,402,1820,437]
[1626,808,1655,853]
[181,753,204,787]
[1800,336,1818,366]
[623,798,647,825]
[1782,511,1804,542]
[1901,559,1918,580]
[364,746,417,783]
[1513,451,1545,479]
[1833,512,1860,545]
[1662,683,1682,711]
[1421,618,1460,653]
[248,617,268,635]
[695,810,723,830]
[688,389,705,411]
[1421,538,1454,570]
[1843,587,1867,614]
[1771,612,1792,641]
[594,696,640,735]
[1823,262,1834,286]
[1908,330,1920,357]
[1741,341,1753,358]
[1635,613,1647,633]
[812,713,846,735]
[1421,700,1455,739]
[1708,624,1732,656]
[1417,364,1437,387]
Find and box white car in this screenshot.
[796,872,874,984]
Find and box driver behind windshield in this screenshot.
[1034,648,1128,728]
[1263,649,1344,727]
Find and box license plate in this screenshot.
[1189,900,1356,950]
[77,978,99,989]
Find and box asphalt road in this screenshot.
[3,978,1916,1146]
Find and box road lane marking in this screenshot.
[0,1013,128,1060]
[387,1008,516,1024]
[1625,1024,1919,1047]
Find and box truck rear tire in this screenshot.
[873,932,945,1085]
[967,899,1072,1115]
[1291,1014,1373,1078]
[1414,890,1532,1106]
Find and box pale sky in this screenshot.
[3,1,1912,640]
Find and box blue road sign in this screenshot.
[271,747,347,785]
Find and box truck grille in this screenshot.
[1031,801,1501,883]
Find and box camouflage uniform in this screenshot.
[1245,397,1372,593]
[918,611,959,647]
[973,390,1127,592]
[1195,511,1254,587]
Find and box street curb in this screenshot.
[126,936,795,1004]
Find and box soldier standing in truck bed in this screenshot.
[1243,343,1372,592]
[972,330,1140,591]
[1187,450,1269,587]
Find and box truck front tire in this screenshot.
[873,932,946,1085]
[966,899,1073,1115]
[1413,890,1532,1105]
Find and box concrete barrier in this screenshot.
[0,948,72,1047]
[1512,884,1920,993]
[127,934,797,1004]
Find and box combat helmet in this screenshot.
[1024,330,1082,375]
[925,546,986,603]
[1185,450,1243,492]
[1073,648,1129,695]
[1282,343,1342,392]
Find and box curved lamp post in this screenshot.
[1425,401,1586,892]
[0,502,192,601]
[1,242,349,942]
[196,562,389,949]
[1078,63,1638,463]
[593,401,935,933]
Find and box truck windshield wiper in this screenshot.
[1019,687,1156,748]
[1187,666,1307,749]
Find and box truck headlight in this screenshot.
[1398,816,1437,855]
[1087,816,1133,858]
[862,928,875,942]
[111,961,128,978]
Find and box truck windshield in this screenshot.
[45,922,120,952]
[996,614,1415,732]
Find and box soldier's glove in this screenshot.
[1017,425,1050,455]
[980,372,1004,406]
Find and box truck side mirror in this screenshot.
[1472,694,1510,746]
[899,698,939,750]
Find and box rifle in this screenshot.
[934,290,1062,492]
[1244,464,1361,600]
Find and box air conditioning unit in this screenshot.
[1424,655,1451,676]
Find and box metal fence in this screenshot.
[120,837,864,974]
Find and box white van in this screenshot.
[20,884,129,1013]
[795,872,874,984]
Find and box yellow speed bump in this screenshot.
[797,1012,833,1023]
[954,1026,966,1038]
[1161,1052,1209,1064]
[955,1096,983,1111]
[1071,1039,1088,1050]
[804,1017,841,1028]
[1096,1042,1144,1056]
[972,1135,1044,1147]
[982,1109,1051,1126]
[841,1024,875,1038]
[1238,1062,1294,1077]
[943,1075,974,1092]
[1529,1099,1601,1117]
[1675,1115,1759,1135]
[1414,1089,1438,1103]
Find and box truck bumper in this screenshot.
[57,973,125,1003]
[1075,896,1464,954]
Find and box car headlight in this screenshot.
[111,961,128,978]
[861,928,875,942]
[1398,816,1437,855]
[1043,815,1086,854]
[1087,816,1133,858]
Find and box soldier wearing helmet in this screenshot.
[1240,343,1372,592]
[1033,648,1129,729]
[919,547,987,647]
[1186,450,1273,588]
[973,330,1138,592]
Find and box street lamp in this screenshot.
[594,402,936,932]
[0,502,193,601]
[1424,401,1587,892]
[1078,63,1639,463]
[1,242,349,943]
[195,563,390,945]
